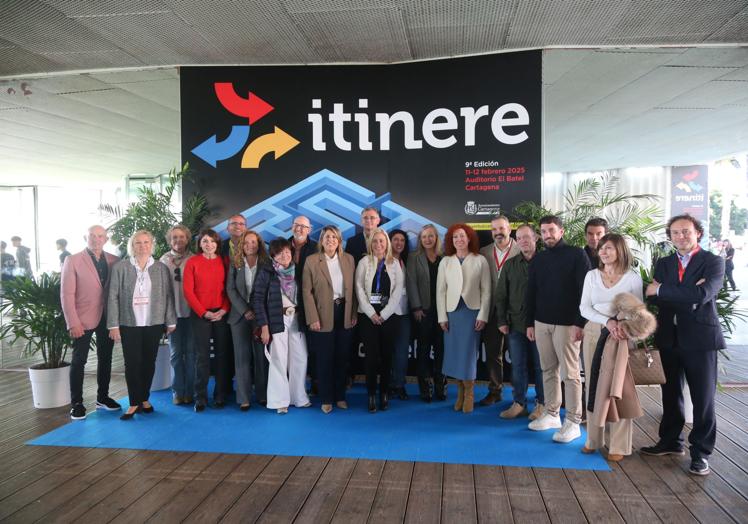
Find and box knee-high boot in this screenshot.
[462,380,475,413]
[454,381,464,411]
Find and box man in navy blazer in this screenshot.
[642,214,725,476]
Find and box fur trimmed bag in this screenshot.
[614,293,664,386]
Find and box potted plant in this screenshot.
[0,273,73,408]
[100,163,211,390]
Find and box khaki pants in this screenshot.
[582,322,633,455]
[534,321,582,424]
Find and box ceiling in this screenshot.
[0,1,747,185]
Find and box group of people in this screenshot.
[0,236,33,281]
[58,209,725,476]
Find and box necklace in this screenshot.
[601,269,623,288]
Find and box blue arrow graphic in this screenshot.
[191,125,250,168]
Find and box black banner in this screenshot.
[180,51,541,240]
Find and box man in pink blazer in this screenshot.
[60,225,121,419]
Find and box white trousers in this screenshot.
[266,314,310,409]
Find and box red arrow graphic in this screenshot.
[214,82,274,123]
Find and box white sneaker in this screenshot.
[552,420,581,443]
[528,413,562,431]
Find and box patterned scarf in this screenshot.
[272,260,297,303]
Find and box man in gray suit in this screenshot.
[478,215,520,406]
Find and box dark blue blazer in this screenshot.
[344,233,368,265]
[252,263,306,335]
[651,249,725,352]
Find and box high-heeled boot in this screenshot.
[454,381,464,411]
[462,380,475,413]
[434,375,447,401]
[380,391,389,411]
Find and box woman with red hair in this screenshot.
[436,224,491,413]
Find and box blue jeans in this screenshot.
[169,317,195,399]
[507,330,544,406]
[391,314,411,389]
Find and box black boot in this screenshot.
[380,392,389,411]
[368,395,377,413]
[434,376,447,401]
[398,386,409,400]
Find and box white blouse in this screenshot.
[325,253,344,299]
[579,269,644,326]
[130,256,154,327]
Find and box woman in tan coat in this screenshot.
[302,226,358,413]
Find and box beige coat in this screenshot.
[302,252,358,331]
[590,335,644,428]
[436,253,491,323]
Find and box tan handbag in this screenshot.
[629,343,666,385]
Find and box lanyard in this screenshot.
[375,260,385,293]
[677,245,700,282]
[493,244,512,272]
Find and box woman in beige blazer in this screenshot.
[303,226,358,414]
[436,223,491,414]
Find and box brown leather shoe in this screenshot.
[607,453,624,462]
[581,446,596,454]
[336,400,348,409]
[528,403,544,421]
[321,404,333,414]
[500,402,528,419]
[479,391,502,406]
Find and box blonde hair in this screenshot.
[165,224,191,244]
[317,225,344,257]
[366,227,394,265]
[127,230,154,257]
[233,230,268,268]
[416,223,442,256]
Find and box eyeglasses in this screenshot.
[228,221,246,227]
[174,267,181,282]
[292,223,310,230]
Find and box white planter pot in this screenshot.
[28,364,71,409]
[151,343,172,392]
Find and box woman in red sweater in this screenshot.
[183,228,231,412]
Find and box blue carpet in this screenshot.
[28,383,609,470]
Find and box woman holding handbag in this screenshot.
[579,233,643,461]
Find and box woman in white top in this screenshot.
[226,230,270,410]
[355,228,404,413]
[579,233,643,461]
[436,224,491,414]
[108,230,176,420]
[302,226,358,414]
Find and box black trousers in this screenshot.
[69,314,114,405]
[311,302,352,404]
[725,263,736,290]
[482,312,505,394]
[191,312,230,404]
[415,308,444,386]
[359,313,399,395]
[120,325,163,406]
[659,344,718,460]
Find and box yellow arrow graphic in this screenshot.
[241,127,300,169]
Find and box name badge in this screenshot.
[370,293,383,305]
[134,296,150,306]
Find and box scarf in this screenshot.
[166,249,190,268]
[272,260,297,303]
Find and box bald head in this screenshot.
[86,225,108,255]
[292,215,312,243]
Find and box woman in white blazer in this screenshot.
[436,223,491,414]
[355,227,404,413]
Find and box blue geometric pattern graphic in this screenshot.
[214,169,447,244]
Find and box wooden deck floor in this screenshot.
[0,369,747,523]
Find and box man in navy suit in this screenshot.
[642,214,725,476]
